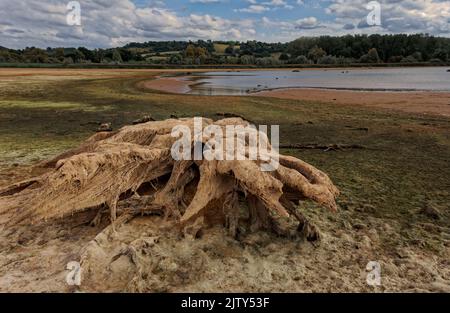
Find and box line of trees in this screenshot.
[0,46,144,64]
[287,34,450,64]
[1,34,449,66]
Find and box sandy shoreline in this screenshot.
[138,76,196,94]
[256,88,450,117]
[141,75,450,117]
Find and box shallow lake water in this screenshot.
[187,67,450,95]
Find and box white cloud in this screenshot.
[0,0,257,48]
[326,0,450,35]
[237,0,294,14]
[189,0,221,3]
[235,4,270,13]
[264,0,287,6]
[294,17,321,29]
[0,0,449,48]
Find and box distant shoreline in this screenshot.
[1,62,450,70]
[140,74,450,117]
[141,67,450,95]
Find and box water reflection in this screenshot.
[187,67,450,96]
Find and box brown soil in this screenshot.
[1,118,449,293]
[2,200,449,292]
[256,89,450,117]
[139,76,195,94]
[1,69,449,293]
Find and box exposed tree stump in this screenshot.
[0,118,339,241]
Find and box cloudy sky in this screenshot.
[0,0,449,48]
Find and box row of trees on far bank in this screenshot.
[1,34,449,66]
[287,34,450,64]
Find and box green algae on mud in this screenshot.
[0,100,114,111]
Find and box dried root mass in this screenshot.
[0,117,339,239]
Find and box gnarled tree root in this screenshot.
[0,117,339,241]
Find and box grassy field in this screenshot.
[0,69,449,291]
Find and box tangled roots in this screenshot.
[0,118,339,239]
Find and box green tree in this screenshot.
[168,54,182,64]
[183,45,209,64]
[112,49,123,63]
[433,49,448,61]
[400,55,418,63]
[22,47,49,63]
[0,50,10,62]
[308,46,326,64]
[54,48,65,62]
[78,47,94,62]
[410,52,423,62]
[367,48,381,63]
[318,55,338,64]
[185,44,196,58]
[279,53,290,61]
[240,55,255,65]
[294,55,311,64]
[360,48,381,63]
[225,45,234,55]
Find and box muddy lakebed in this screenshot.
[1,68,449,292]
